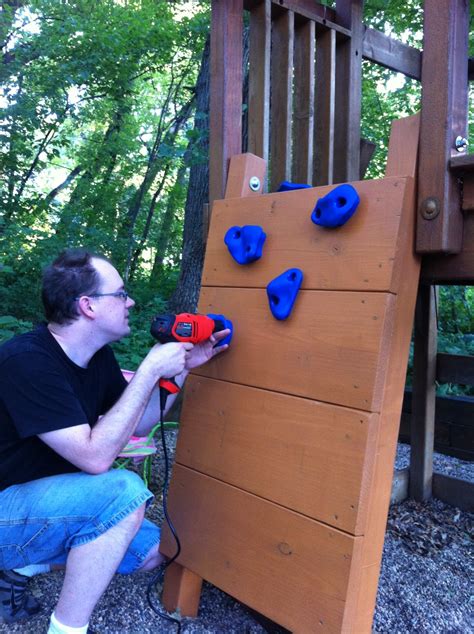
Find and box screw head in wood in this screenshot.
[455,136,468,152]
[249,176,261,192]
[420,196,440,220]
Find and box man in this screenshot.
[0,248,229,634]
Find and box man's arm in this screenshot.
[39,342,192,474]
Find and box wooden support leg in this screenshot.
[410,284,438,500]
[161,562,203,617]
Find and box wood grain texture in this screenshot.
[160,465,363,633]
[177,375,377,534]
[202,176,414,293]
[195,286,393,412]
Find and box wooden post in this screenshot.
[248,0,271,165]
[416,0,469,253]
[410,284,438,500]
[314,27,336,185]
[209,0,243,205]
[269,6,294,191]
[334,0,363,183]
[293,16,315,184]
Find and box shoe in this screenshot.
[0,569,41,624]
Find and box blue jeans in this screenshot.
[0,470,160,574]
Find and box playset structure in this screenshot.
[158,2,473,632]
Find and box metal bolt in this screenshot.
[455,136,468,152]
[420,196,440,220]
[249,176,261,192]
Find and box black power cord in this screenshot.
[146,398,183,632]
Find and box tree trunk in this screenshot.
[148,164,188,288]
[167,38,210,313]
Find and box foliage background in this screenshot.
[1,0,473,396]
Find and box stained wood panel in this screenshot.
[177,375,377,534]
[202,177,415,292]
[160,465,363,634]
[195,287,392,412]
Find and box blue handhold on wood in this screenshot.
[266,268,304,321]
[311,183,360,228]
[207,313,234,347]
[277,181,312,192]
[224,225,267,265]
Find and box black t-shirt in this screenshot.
[0,324,127,490]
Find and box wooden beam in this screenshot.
[432,474,474,512]
[362,26,421,80]
[416,0,469,253]
[292,16,315,183]
[248,0,271,163]
[463,175,474,212]
[314,26,336,185]
[450,153,474,174]
[410,284,438,501]
[269,6,294,190]
[244,0,351,37]
[437,353,474,386]
[421,211,474,283]
[209,0,243,204]
[334,0,363,183]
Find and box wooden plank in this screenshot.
[362,26,421,80]
[385,113,420,179]
[209,0,243,204]
[416,0,469,253]
[224,153,267,199]
[202,177,415,293]
[160,465,363,634]
[350,115,421,632]
[314,27,336,185]
[410,285,438,501]
[178,375,378,535]
[437,352,474,385]
[334,0,363,183]
[269,7,294,191]
[195,287,393,412]
[432,473,474,512]
[293,17,315,184]
[248,0,271,163]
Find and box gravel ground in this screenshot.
[2,441,473,634]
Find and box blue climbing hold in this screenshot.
[266,268,304,321]
[277,181,312,192]
[224,225,267,265]
[311,183,360,228]
[207,313,234,347]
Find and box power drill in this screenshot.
[150,312,233,409]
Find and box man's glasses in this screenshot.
[74,291,129,301]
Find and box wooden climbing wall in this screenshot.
[160,119,420,633]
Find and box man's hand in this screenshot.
[185,328,230,370]
[143,341,194,379]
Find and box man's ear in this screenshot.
[77,296,95,319]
